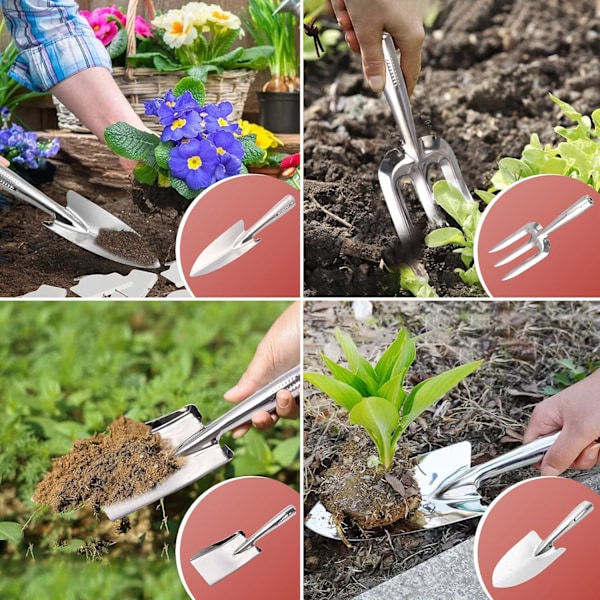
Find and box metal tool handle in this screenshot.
[175,365,300,455]
[381,32,419,155]
[534,500,594,556]
[234,505,297,555]
[273,0,301,16]
[541,195,594,238]
[240,195,296,245]
[0,164,83,228]
[439,432,560,494]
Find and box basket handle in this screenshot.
[125,0,156,80]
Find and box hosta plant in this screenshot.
[304,328,482,471]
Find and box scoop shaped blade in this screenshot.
[191,531,260,586]
[190,220,258,277]
[492,531,565,588]
[45,191,159,268]
[305,441,477,540]
[103,405,233,520]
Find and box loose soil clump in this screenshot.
[95,229,159,267]
[33,416,184,514]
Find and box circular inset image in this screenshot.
[474,476,599,599]
[474,175,600,297]
[176,476,300,599]
[176,174,300,298]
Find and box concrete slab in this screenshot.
[357,471,600,600]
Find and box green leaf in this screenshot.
[457,266,481,286]
[321,353,370,396]
[104,123,159,161]
[272,436,299,466]
[400,360,483,429]
[173,77,206,105]
[374,329,415,382]
[475,189,495,204]
[170,176,200,200]
[132,163,157,186]
[187,64,222,81]
[376,371,407,412]
[303,372,363,411]
[231,46,275,71]
[239,135,267,166]
[107,27,128,60]
[350,397,399,471]
[398,264,438,298]
[334,329,378,393]
[425,227,467,248]
[154,142,172,170]
[153,54,184,72]
[0,521,23,544]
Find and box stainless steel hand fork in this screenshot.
[378,32,473,244]
[489,194,594,281]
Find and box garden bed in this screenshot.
[303,0,600,297]
[303,300,600,598]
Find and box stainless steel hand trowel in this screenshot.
[190,194,296,277]
[0,164,159,268]
[103,365,300,520]
[492,500,594,588]
[191,505,297,585]
[305,433,560,541]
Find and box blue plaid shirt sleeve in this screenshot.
[2,0,112,92]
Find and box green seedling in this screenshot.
[397,263,438,298]
[425,180,483,286]
[304,328,482,471]
[477,95,600,199]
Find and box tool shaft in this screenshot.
[234,505,297,555]
[539,195,594,238]
[239,195,296,245]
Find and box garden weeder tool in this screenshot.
[103,365,300,520]
[0,164,159,268]
[378,32,473,244]
[190,194,296,277]
[492,500,593,588]
[488,194,594,281]
[190,505,297,585]
[305,432,560,541]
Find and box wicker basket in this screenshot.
[54,0,255,133]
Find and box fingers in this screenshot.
[394,29,424,96]
[231,391,299,438]
[0,156,9,167]
[539,427,587,476]
[571,442,600,471]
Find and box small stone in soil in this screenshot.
[95,228,158,267]
[33,416,185,514]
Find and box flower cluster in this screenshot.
[0,109,59,169]
[144,91,244,190]
[80,5,152,56]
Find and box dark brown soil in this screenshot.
[33,416,184,514]
[96,228,159,267]
[132,181,192,215]
[304,300,600,598]
[320,436,421,540]
[303,0,600,297]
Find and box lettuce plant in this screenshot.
[304,328,482,471]
[477,95,600,201]
[425,181,483,286]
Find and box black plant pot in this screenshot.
[257,92,300,134]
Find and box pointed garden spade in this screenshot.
[305,433,560,541]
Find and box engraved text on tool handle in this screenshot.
[540,195,594,239]
[240,194,296,245]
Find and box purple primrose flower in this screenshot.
[168,138,219,190]
[158,91,203,142]
[203,102,240,134]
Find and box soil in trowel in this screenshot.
[33,416,184,513]
[96,229,158,267]
[319,437,423,538]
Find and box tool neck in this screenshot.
[234,505,296,555]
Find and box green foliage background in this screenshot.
[0,300,298,599]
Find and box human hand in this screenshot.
[0,157,9,167]
[331,0,425,94]
[523,369,600,476]
[224,302,301,437]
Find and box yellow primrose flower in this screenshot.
[238,120,283,150]
[153,9,197,48]
[206,4,241,30]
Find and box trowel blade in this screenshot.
[190,531,260,585]
[190,220,258,277]
[102,405,233,520]
[492,531,565,588]
[305,441,478,541]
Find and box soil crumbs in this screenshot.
[33,416,184,514]
[304,300,600,599]
[303,0,600,297]
[96,228,159,267]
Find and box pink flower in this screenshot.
[97,6,126,26]
[81,9,119,46]
[134,15,153,38]
[280,153,300,169]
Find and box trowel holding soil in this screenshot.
[492,500,594,588]
[0,164,159,268]
[378,32,473,244]
[305,432,560,541]
[191,505,297,585]
[103,365,300,520]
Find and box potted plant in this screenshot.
[243,0,300,133]
[305,327,481,543]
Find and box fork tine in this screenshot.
[501,249,549,281]
[489,228,531,253]
[493,240,535,267]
